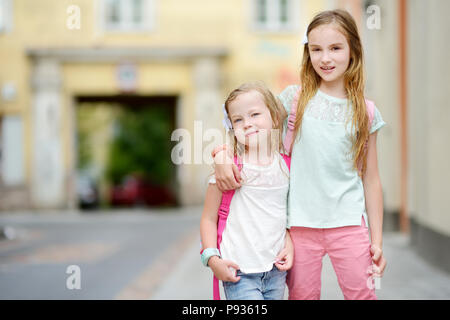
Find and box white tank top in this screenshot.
[209,151,289,273]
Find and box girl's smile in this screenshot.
[319,65,336,74]
[245,130,259,137]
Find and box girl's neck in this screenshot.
[243,146,275,166]
[319,80,347,99]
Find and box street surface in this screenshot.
[1,206,449,300]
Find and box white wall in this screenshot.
[363,0,400,215]
[408,0,450,236]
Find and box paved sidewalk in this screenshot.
[0,207,202,299]
[150,228,450,300]
[2,207,449,300]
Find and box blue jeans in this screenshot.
[223,265,287,300]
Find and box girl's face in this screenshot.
[308,24,351,84]
[227,90,273,149]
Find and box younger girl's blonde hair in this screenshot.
[292,9,370,176]
[212,81,289,182]
[223,81,288,160]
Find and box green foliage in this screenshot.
[76,107,94,170]
[77,125,91,170]
[106,107,173,185]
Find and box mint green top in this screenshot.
[278,85,386,229]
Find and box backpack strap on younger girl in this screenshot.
[213,155,242,300]
[280,153,291,170]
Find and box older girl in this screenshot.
[211,10,387,300]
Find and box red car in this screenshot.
[110,175,176,207]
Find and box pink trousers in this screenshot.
[287,217,377,300]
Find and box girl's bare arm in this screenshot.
[363,132,387,276]
[200,183,223,250]
[200,183,241,282]
[363,132,383,247]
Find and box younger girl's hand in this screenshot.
[208,256,241,282]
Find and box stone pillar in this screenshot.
[30,58,66,209]
[183,57,222,205]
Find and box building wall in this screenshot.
[362,0,450,275]
[0,0,318,209]
[362,0,401,227]
[3,0,425,222]
[408,0,450,236]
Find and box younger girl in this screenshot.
[200,82,294,300]
[211,10,387,300]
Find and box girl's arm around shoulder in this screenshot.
[212,148,243,192]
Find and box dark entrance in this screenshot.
[75,94,178,209]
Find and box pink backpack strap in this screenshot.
[283,86,301,155]
[213,155,242,300]
[280,153,291,171]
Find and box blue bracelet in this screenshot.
[201,248,221,267]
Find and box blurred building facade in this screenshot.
[362,0,450,273]
[0,0,319,210]
[0,1,448,270]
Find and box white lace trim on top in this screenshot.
[305,90,352,123]
[240,153,289,188]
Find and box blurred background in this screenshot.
[0,0,449,299]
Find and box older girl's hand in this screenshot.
[275,230,294,271]
[370,244,387,277]
[213,149,242,192]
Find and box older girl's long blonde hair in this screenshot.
[292,9,370,176]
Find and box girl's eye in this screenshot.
[233,119,241,123]
[312,48,321,52]
[332,47,340,51]
[252,113,260,117]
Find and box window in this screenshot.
[102,0,154,32]
[0,116,24,186]
[253,0,298,32]
[0,0,13,33]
